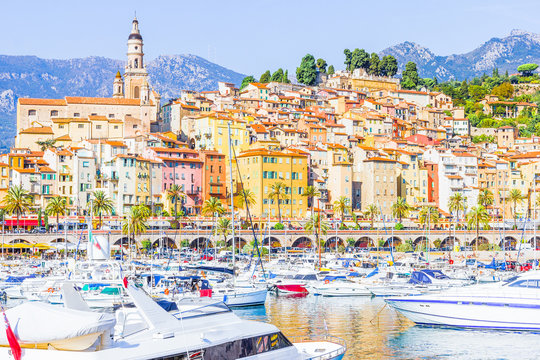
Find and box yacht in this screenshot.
[311,277,372,297]
[386,271,540,330]
[0,282,346,359]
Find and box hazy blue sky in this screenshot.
[1,0,539,76]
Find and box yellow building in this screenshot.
[236,148,308,220]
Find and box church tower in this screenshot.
[123,16,150,100]
[113,71,124,98]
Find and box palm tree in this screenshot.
[304,213,329,250]
[302,186,321,218]
[448,193,466,227]
[352,212,362,229]
[478,189,494,208]
[166,184,185,219]
[268,181,287,224]
[45,196,67,232]
[202,197,225,236]
[391,197,411,224]
[91,190,114,229]
[333,196,351,224]
[508,189,524,229]
[419,206,440,229]
[216,218,232,247]
[2,186,32,230]
[235,189,256,209]
[122,205,150,256]
[364,204,379,229]
[467,205,490,252]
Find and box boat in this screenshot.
[311,277,372,297]
[386,270,540,330]
[0,281,346,359]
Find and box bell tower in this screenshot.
[113,71,124,98]
[123,16,149,100]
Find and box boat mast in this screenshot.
[227,122,236,283]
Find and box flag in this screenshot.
[2,309,21,360]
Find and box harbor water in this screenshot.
[234,294,540,360]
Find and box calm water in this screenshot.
[233,295,540,360]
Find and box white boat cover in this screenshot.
[0,302,115,349]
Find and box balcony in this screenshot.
[186,189,200,196]
[209,180,223,186]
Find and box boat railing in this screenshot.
[289,334,347,360]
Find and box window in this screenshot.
[82,161,89,168]
[50,110,58,117]
[109,114,114,118]
[74,113,80,117]
[28,110,36,116]
[78,124,84,129]
[96,125,102,130]
[114,125,119,129]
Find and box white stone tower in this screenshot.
[123,16,150,100]
[112,71,125,98]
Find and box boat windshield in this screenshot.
[508,279,540,288]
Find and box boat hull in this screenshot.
[275,284,309,294]
[386,297,540,330]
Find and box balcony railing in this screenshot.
[186,189,200,195]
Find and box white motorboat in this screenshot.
[0,282,346,359]
[386,271,540,330]
[311,278,372,297]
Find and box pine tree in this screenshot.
[327,65,335,75]
[283,70,290,83]
[296,54,317,85]
[271,69,284,82]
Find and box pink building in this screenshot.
[144,147,203,215]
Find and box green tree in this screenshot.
[296,54,317,85]
[391,197,411,224]
[240,76,256,90]
[419,206,439,229]
[492,82,514,99]
[91,190,114,229]
[333,196,351,224]
[351,48,370,70]
[448,192,466,225]
[283,70,290,83]
[517,63,538,77]
[2,186,33,230]
[316,58,327,73]
[368,53,380,75]
[401,61,419,89]
[467,205,490,252]
[35,139,56,152]
[235,188,256,209]
[302,185,321,219]
[304,213,329,249]
[478,189,494,208]
[364,204,379,229]
[202,197,225,235]
[327,65,335,75]
[216,218,232,245]
[270,68,284,82]
[259,70,271,83]
[268,181,288,224]
[468,85,488,101]
[122,205,150,246]
[166,184,185,219]
[379,55,398,77]
[508,189,524,229]
[45,196,67,232]
[344,49,352,71]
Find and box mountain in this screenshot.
[380,29,540,81]
[0,54,245,150]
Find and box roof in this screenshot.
[65,97,143,106]
[18,98,66,106]
[19,126,54,135]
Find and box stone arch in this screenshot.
[227,237,248,249]
[529,236,540,247]
[190,237,213,249]
[441,236,459,248]
[51,238,67,243]
[291,236,313,249]
[326,236,344,249]
[152,237,177,249]
[262,236,282,248]
[354,236,373,248]
[471,236,489,246]
[500,236,517,248]
[384,236,402,247]
[9,239,30,244]
[114,237,130,246]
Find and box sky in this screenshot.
[1,0,540,76]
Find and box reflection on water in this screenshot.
[234,295,540,360]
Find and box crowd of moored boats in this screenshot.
[0,249,539,359]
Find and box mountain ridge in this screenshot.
[379,30,540,80]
